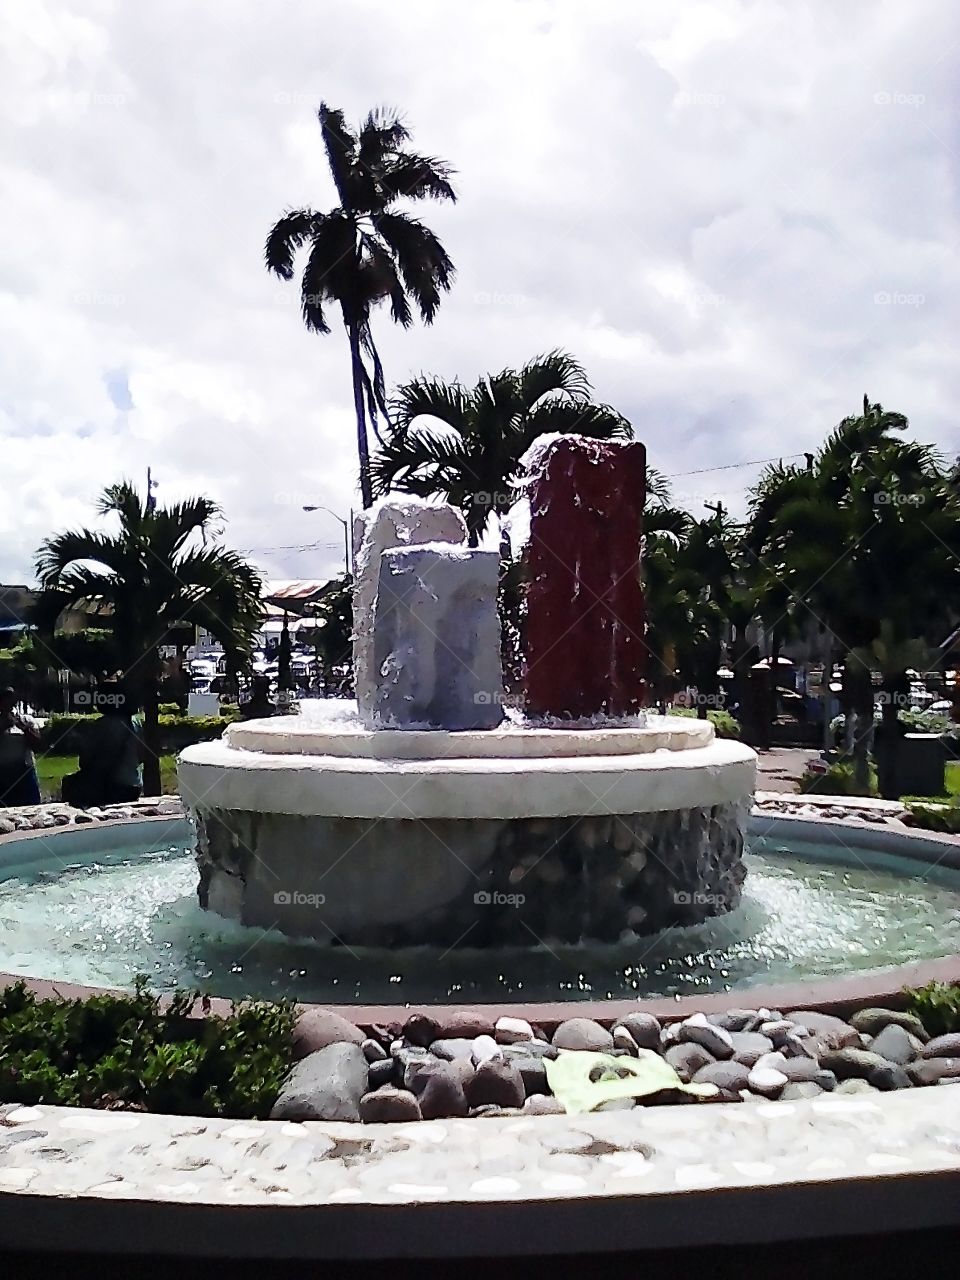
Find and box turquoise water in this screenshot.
[0,827,958,1004]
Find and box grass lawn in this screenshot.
[35,753,179,801]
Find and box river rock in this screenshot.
[729,1032,774,1066]
[849,1007,929,1041]
[691,1060,751,1093]
[787,1011,859,1049]
[523,1094,565,1116]
[361,1038,388,1063]
[835,1079,878,1096]
[436,1011,496,1039]
[359,1087,422,1123]
[464,1060,527,1110]
[707,1009,758,1033]
[430,1039,476,1061]
[367,1059,396,1090]
[495,1016,535,1044]
[291,1008,365,1058]
[868,1023,923,1065]
[906,1057,960,1086]
[408,1060,469,1119]
[747,1065,787,1097]
[552,1018,614,1052]
[270,1043,368,1122]
[471,1035,503,1066]
[678,1014,734,1060]
[780,1082,823,1101]
[403,1013,442,1047]
[867,1062,913,1091]
[501,1040,558,1062]
[615,1012,662,1050]
[779,1058,837,1090]
[921,1033,960,1059]
[502,1054,548,1096]
[665,1043,715,1081]
[819,1048,890,1081]
[613,1026,640,1055]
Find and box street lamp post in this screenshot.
[302,505,353,578]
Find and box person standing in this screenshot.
[0,686,42,806]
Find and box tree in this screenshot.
[371,350,631,546]
[265,103,457,508]
[34,482,262,796]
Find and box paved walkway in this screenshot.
[755,747,819,793]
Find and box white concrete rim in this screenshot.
[178,737,756,820]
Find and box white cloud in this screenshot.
[1,0,957,581]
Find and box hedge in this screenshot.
[39,710,239,756]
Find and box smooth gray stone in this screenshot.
[367,1059,396,1090]
[921,1033,960,1059]
[849,1007,929,1041]
[270,1043,368,1123]
[780,1082,824,1101]
[372,544,503,730]
[615,1012,662,1050]
[907,1057,960,1086]
[869,1023,923,1065]
[464,1060,526,1110]
[692,1061,751,1092]
[678,1017,734,1060]
[359,1087,422,1123]
[820,1048,890,1081]
[706,1009,758,1033]
[729,1032,774,1066]
[867,1062,913,1091]
[665,1043,715,1081]
[430,1038,477,1061]
[500,1040,558,1061]
[361,1037,388,1063]
[408,1060,469,1119]
[552,1018,614,1052]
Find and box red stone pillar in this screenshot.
[523,438,646,719]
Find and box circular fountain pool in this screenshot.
[1,817,959,1004]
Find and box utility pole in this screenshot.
[302,505,353,578]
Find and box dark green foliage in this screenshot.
[903,981,960,1035]
[667,708,742,739]
[38,710,239,755]
[0,979,296,1117]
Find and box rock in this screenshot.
[0,818,16,835]
[849,1007,929,1042]
[665,1043,715,1081]
[403,1013,442,1048]
[361,1038,388,1063]
[678,1013,734,1060]
[729,1032,774,1067]
[834,1079,878,1096]
[782,1031,818,1060]
[869,1024,923,1066]
[787,1011,859,1049]
[612,1026,640,1055]
[523,1094,565,1115]
[270,1044,368,1122]
[508,1056,549,1097]
[595,1097,636,1111]
[430,1039,476,1061]
[471,1035,503,1066]
[393,1045,433,1087]
[747,1066,787,1098]
[759,1020,800,1048]
[552,1018,614,1053]
[867,1063,913,1091]
[367,1059,396,1091]
[291,1008,364,1059]
[500,1040,558,1062]
[921,1034,960,1059]
[436,1011,495,1039]
[906,1057,960,1086]
[707,1009,757,1033]
[819,1048,890,1081]
[780,1082,823,1101]
[778,1059,836,1090]
[359,1087,422,1124]
[408,1060,469,1120]
[692,1061,751,1093]
[495,1016,535,1044]
[465,1060,526,1110]
[470,1105,523,1119]
[615,1012,661,1051]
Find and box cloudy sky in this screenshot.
[2,0,957,585]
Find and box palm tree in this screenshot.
[265,103,457,508]
[34,482,262,796]
[370,350,632,546]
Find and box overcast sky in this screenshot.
[2,0,957,585]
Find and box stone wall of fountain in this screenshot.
[180,436,757,947]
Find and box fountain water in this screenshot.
[178,437,757,948]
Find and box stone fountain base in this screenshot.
[180,703,756,948]
[194,799,748,946]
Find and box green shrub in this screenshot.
[799,757,877,796]
[903,981,960,1036]
[668,708,741,739]
[0,979,296,1117]
[902,800,960,833]
[39,710,239,756]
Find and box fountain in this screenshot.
[179,437,757,947]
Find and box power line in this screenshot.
[666,452,805,479]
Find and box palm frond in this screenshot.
[374,212,454,322]
[516,350,591,406]
[264,208,319,280]
[317,103,358,207]
[378,153,457,204]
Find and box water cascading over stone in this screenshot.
[523,437,647,719]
